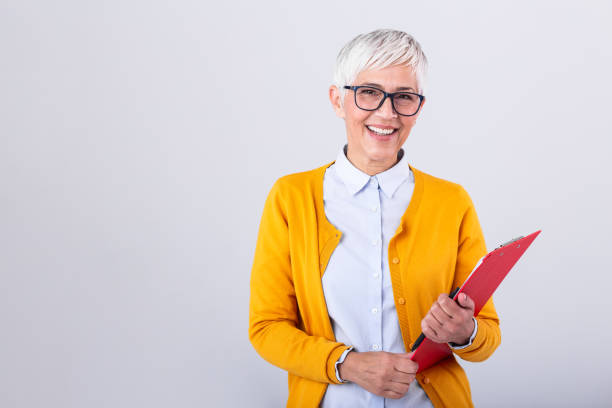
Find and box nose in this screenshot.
[376,95,397,118]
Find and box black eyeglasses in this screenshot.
[343,85,424,117]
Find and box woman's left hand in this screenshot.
[421,293,475,346]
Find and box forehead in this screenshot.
[354,65,418,91]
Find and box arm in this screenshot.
[420,188,501,361]
[450,188,501,362]
[248,180,350,384]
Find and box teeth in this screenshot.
[367,125,395,135]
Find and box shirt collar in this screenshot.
[334,144,412,198]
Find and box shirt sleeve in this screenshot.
[334,346,354,382]
[248,179,352,384]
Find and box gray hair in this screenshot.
[333,29,428,101]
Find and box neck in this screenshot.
[345,146,399,176]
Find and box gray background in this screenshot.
[1,0,611,407]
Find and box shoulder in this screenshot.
[269,161,333,198]
[412,166,474,208]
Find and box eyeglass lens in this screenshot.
[355,87,420,115]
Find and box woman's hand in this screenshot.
[337,351,418,399]
[421,293,475,345]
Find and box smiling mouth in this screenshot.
[366,125,398,136]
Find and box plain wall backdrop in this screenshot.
[2,0,611,406]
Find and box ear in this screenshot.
[329,85,346,119]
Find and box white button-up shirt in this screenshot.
[320,146,433,408]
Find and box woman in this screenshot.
[249,29,500,408]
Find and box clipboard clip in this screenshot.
[497,236,524,249]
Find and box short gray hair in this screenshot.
[333,29,428,100]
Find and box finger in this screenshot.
[401,353,419,372]
[430,304,451,326]
[383,389,405,399]
[394,359,418,375]
[390,370,414,385]
[383,381,410,398]
[457,293,475,311]
[425,313,453,341]
[421,321,441,342]
[422,316,437,333]
[437,295,461,317]
[422,317,436,333]
[424,313,445,334]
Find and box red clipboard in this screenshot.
[410,230,541,372]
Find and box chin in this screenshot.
[364,145,399,162]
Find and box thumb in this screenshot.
[458,293,475,311]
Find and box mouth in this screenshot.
[366,125,398,139]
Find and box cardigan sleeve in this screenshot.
[451,187,502,362]
[248,179,350,384]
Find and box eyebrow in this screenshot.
[359,82,416,92]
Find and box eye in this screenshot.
[357,88,381,96]
[396,93,417,102]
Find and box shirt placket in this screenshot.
[367,176,384,354]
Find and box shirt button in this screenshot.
[371,239,378,246]
[392,257,400,264]
[398,298,406,305]
[373,272,379,278]
[370,206,378,212]
[371,307,379,314]
[372,344,380,350]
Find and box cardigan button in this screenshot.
[392,257,400,264]
[398,297,405,305]
[423,377,430,384]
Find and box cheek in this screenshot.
[401,117,417,129]
[399,120,417,139]
[346,110,370,130]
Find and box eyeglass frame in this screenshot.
[343,85,425,117]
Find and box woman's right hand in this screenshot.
[338,351,419,399]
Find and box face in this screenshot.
[329,64,425,173]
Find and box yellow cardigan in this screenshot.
[249,161,501,408]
